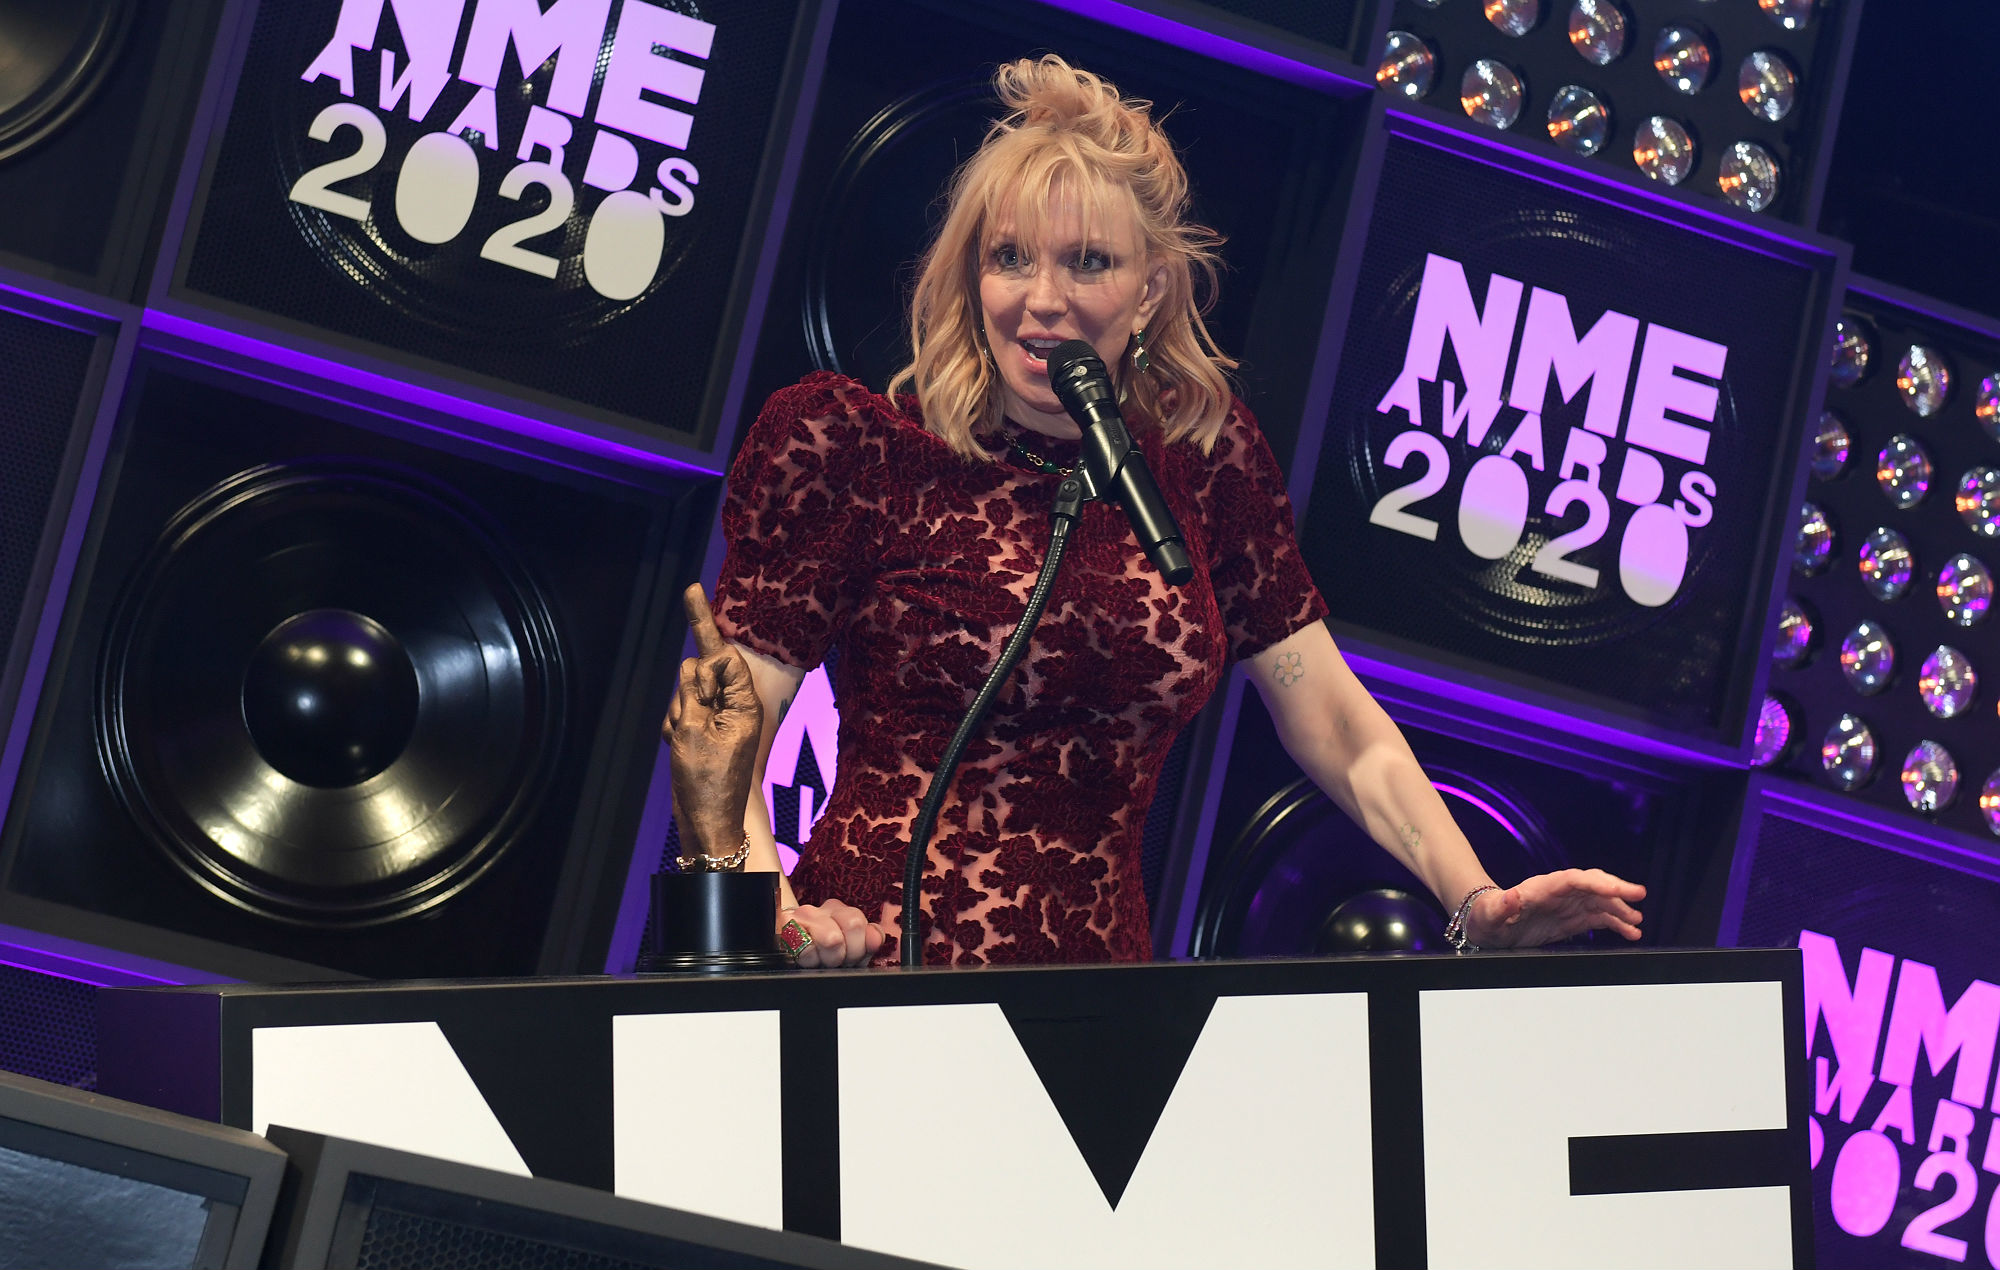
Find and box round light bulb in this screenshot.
[1858,526,1915,601]
[1750,694,1796,768]
[1567,0,1628,65]
[1918,646,1978,719]
[1937,553,1993,627]
[1795,502,1835,575]
[1839,620,1896,695]
[1902,740,1960,813]
[1653,26,1714,95]
[1738,50,1798,122]
[1717,141,1779,212]
[1821,714,1877,790]
[1772,597,1816,669]
[1830,317,1874,388]
[1958,468,2000,538]
[1877,435,1933,509]
[1897,345,1952,417]
[1461,61,1526,130]
[1633,116,1696,185]
[1486,0,1541,37]
[1547,85,1611,156]
[1810,411,1851,481]
[1377,32,1438,100]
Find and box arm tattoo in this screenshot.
[1398,823,1422,853]
[776,695,794,724]
[1274,652,1305,687]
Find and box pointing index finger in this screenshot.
[683,583,726,658]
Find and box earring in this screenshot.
[1132,327,1152,375]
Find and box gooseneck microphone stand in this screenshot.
[898,469,1094,967]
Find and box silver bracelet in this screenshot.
[1444,885,1500,954]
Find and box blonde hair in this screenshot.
[887,55,1236,460]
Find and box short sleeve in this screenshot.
[1194,399,1330,663]
[712,374,883,670]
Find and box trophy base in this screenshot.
[636,869,791,975]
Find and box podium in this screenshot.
[96,949,1810,1269]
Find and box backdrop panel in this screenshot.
[0,349,699,980]
[1296,107,1840,758]
[1721,774,2000,1270]
[167,0,817,454]
[1762,281,2000,838]
[0,0,226,298]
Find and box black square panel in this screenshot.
[172,0,809,451]
[1298,109,1838,752]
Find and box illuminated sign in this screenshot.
[1299,120,1830,745]
[177,0,803,434]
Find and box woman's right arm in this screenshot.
[734,640,886,967]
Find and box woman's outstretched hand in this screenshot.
[1463,869,1646,949]
[782,897,888,969]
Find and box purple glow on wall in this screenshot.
[1431,780,1530,849]
[1034,0,1368,93]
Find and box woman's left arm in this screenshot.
[1243,620,1646,948]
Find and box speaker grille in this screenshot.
[0,307,94,665]
[0,963,97,1090]
[1734,805,2000,972]
[355,1206,653,1270]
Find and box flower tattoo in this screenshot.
[1275,652,1304,687]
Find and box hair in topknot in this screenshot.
[888,55,1235,458]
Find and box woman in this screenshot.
[705,55,1645,967]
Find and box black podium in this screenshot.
[97,950,1810,1269]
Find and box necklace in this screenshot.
[1008,436,1074,477]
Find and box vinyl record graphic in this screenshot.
[94,463,566,927]
[0,0,133,162]
[1189,771,1562,959]
[800,74,993,386]
[261,0,708,347]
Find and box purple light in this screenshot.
[1033,0,1369,94]
[1432,780,1531,847]
[142,309,724,480]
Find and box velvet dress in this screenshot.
[714,372,1327,965]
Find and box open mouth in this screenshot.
[1021,338,1063,363]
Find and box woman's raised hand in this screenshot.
[782,897,888,968]
[1462,868,1646,949]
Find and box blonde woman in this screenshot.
[706,55,1645,967]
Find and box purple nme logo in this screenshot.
[1807,928,2000,1263]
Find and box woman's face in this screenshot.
[978,192,1166,436]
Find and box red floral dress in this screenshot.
[715,373,1327,965]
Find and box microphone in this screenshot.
[1046,339,1194,586]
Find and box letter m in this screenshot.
[1376,254,1523,442]
[1879,956,2000,1109]
[1506,287,1639,439]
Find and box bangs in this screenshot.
[972,135,1144,256]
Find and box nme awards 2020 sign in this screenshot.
[1301,133,1816,737]
[180,0,801,432]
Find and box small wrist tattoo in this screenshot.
[1398,823,1422,852]
[1275,652,1304,687]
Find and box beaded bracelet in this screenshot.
[1444,884,1501,954]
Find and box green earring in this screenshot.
[1132,327,1151,374]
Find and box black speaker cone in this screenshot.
[241,609,422,789]
[0,0,132,162]
[96,463,566,927]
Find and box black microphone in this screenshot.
[1046,339,1194,586]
